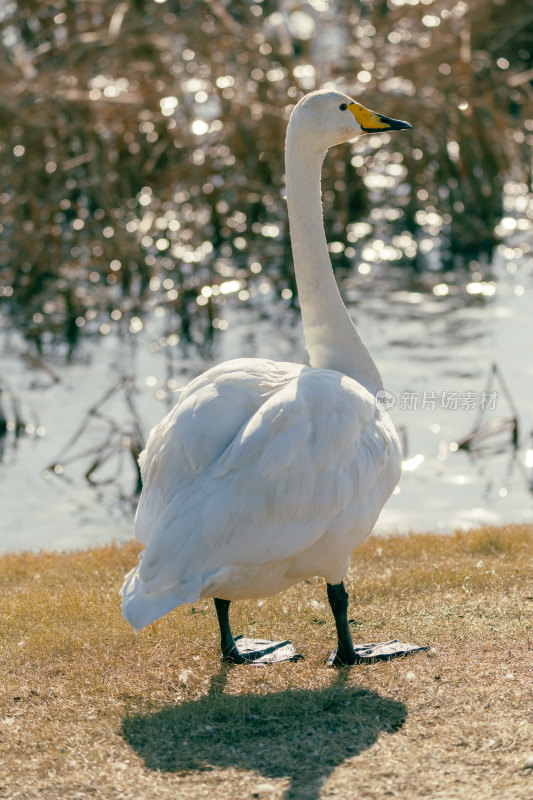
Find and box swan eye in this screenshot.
[339,103,347,111]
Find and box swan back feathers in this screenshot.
[123,358,401,630]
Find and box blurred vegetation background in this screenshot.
[0,0,532,357]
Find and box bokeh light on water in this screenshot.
[1,0,532,353]
[0,1,532,548]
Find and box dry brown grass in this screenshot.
[1,525,532,800]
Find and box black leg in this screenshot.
[214,597,246,663]
[213,597,302,664]
[326,581,357,665]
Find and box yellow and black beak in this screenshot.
[347,102,412,133]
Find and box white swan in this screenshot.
[121,90,411,665]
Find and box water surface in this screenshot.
[1,239,532,554]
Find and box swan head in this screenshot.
[288,89,412,151]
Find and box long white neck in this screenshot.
[285,128,383,394]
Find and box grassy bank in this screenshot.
[1,525,531,800]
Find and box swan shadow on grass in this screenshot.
[121,667,407,800]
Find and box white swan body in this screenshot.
[121,90,409,635]
[121,357,400,629]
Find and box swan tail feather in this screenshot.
[119,565,190,631]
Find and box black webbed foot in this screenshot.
[223,635,302,665]
[215,598,302,665]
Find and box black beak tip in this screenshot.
[380,114,412,131]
